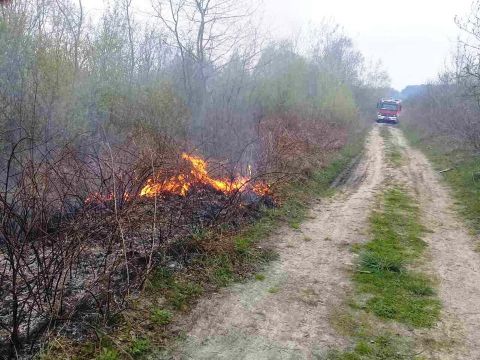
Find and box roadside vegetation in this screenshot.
[402,1,480,237]
[0,1,389,358]
[329,185,440,359]
[402,129,480,235]
[40,140,365,360]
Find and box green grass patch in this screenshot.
[96,348,119,360]
[147,269,203,311]
[202,254,236,287]
[255,273,266,281]
[268,286,280,294]
[354,187,440,328]
[129,338,152,358]
[328,309,421,360]
[326,334,417,360]
[151,308,173,326]
[433,158,480,230]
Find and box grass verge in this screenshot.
[328,186,440,359]
[330,310,416,360]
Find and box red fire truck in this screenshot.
[376,99,402,124]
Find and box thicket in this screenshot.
[403,0,480,149]
[0,0,388,358]
[402,0,480,232]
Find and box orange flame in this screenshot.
[139,153,269,198]
[86,153,270,205]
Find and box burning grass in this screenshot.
[86,152,271,204]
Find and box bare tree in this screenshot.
[123,0,136,83]
[151,0,253,130]
[55,0,84,79]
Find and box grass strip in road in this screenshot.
[354,187,440,328]
[328,186,440,359]
[379,126,403,167]
[327,332,415,360]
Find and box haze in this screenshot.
[264,0,474,90]
[84,0,474,90]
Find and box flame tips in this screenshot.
[87,153,270,205]
[139,153,269,198]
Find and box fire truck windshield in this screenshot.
[380,104,398,111]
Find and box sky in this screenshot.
[83,0,474,90]
[262,0,474,90]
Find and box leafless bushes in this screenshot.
[403,0,480,151]
[0,133,90,357]
[403,80,480,151]
[0,128,272,357]
[0,131,151,356]
[258,111,348,177]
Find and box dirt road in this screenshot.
[389,128,480,360]
[168,126,480,359]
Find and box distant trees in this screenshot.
[403,77,480,150]
[456,0,480,102]
[0,0,387,162]
[404,0,480,151]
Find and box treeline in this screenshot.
[0,0,388,358]
[403,1,480,150]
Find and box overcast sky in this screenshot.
[83,0,474,90]
[263,0,474,90]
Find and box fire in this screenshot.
[139,153,269,198]
[85,153,270,205]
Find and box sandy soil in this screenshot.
[165,126,480,360]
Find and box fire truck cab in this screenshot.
[376,99,402,124]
